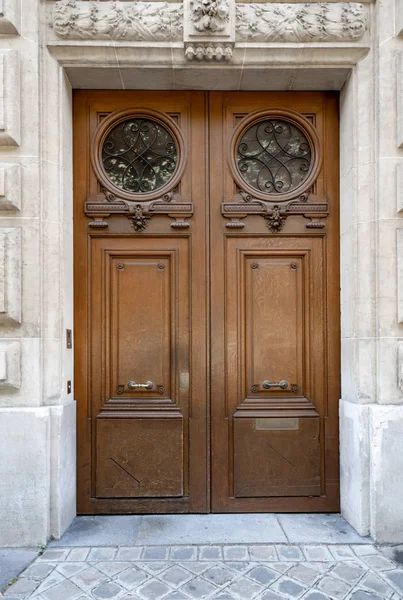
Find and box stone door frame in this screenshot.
[33,0,402,542]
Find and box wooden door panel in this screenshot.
[96,418,183,498]
[210,92,340,512]
[74,91,208,514]
[234,417,320,497]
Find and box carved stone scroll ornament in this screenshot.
[236,3,367,43]
[51,1,367,43]
[221,191,328,232]
[85,191,194,232]
[51,0,183,42]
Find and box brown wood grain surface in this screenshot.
[74,91,340,514]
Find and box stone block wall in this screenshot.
[0,0,75,547]
[339,0,403,543]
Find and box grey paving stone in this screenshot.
[136,579,171,600]
[303,546,333,561]
[380,545,403,567]
[55,562,88,578]
[225,562,250,573]
[180,576,218,598]
[316,575,350,599]
[138,562,171,574]
[328,546,355,560]
[40,579,84,600]
[360,572,395,597]
[92,582,124,598]
[276,546,304,561]
[260,591,289,600]
[50,516,141,547]
[202,564,236,585]
[159,565,193,587]
[178,561,211,575]
[270,562,292,574]
[71,566,109,591]
[116,548,143,562]
[66,548,91,562]
[247,565,278,585]
[303,593,332,600]
[3,577,39,596]
[164,592,189,600]
[288,564,320,585]
[331,562,364,583]
[385,570,403,595]
[223,546,249,561]
[226,577,264,599]
[362,555,396,571]
[20,562,54,580]
[302,562,330,573]
[115,566,149,590]
[277,515,369,544]
[249,546,277,561]
[351,546,379,557]
[199,546,223,560]
[87,548,117,562]
[39,549,70,561]
[142,547,169,561]
[30,571,66,596]
[213,594,234,600]
[0,548,39,591]
[271,576,306,598]
[170,547,197,561]
[94,562,131,577]
[349,591,385,600]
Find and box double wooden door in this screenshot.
[74,91,340,514]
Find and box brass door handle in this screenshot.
[127,380,153,390]
[262,380,288,390]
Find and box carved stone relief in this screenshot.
[236,3,367,43]
[51,0,183,42]
[51,1,368,46]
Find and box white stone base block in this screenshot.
[339,400,371,537]
[0,408,50,547]
[0,402,76,547]
[50,401,76,540]
[370,405,403,543]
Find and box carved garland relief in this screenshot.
[52,1,368,61]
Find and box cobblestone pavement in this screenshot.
[2,544,403,600]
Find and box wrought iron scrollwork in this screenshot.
[102,118,178,194]
[236,119,312,196]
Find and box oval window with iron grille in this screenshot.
[92,108,186,202]
[229,109,322,202]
